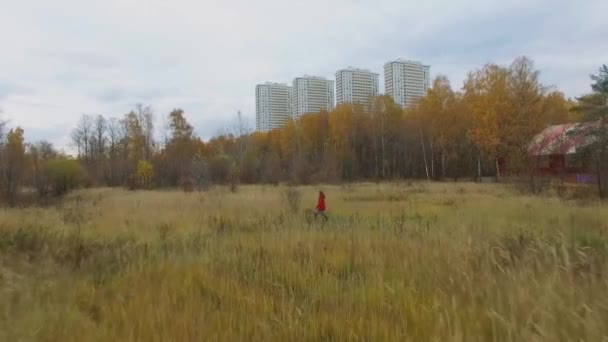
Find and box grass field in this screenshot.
[1,182,608,341]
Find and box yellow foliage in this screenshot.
[464,63,510,157]
[135,159,154,188]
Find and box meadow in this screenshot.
[1,182,607,341]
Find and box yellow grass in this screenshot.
[1,182,608,341]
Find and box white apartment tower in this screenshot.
[335,67,379,108]
[291,76,335,118]
[384,59,430,108]
[255,82,292,132]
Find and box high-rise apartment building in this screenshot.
[384,59,430,108]
[335,67,379,108]
[255,82,291,132]
[291,76,335,118]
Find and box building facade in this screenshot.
[255,82,291,132]
[384,59,430,108]
[291,76,335,118]
[335,67,379,109]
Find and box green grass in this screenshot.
[1,182,607,341]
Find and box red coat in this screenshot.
[316,194,326,211]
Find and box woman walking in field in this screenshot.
[315,191,328,221]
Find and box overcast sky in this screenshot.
[1,0,606,150]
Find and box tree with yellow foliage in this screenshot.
[464,63,510,177]
[135,160,154,189]
[328,104,359,180]
[2,127,26,205]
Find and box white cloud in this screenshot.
[0,0,606,148]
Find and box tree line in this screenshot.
[1,57,606,205]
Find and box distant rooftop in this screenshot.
[528,122,598,156]
[257,82,289,87]
[295,75,328,80]
[386,59,429,67]
[337,67,379,74]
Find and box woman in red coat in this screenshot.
[315,191,328,221]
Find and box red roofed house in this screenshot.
[527,122,599,184]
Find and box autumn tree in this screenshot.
[464,57,574,182]
[135,104,155,161]
[161,109,199,187]
[107,117,128,186]
[190,152,211,190]
[464,63,510,178]
[28,141,58,196]
[232,111,252,173]
[502,57,548,174]
[370,96,396,179]
[280,119,303,181]
[328,104,359,180]
[541,91,577,124]
[0,113,6,189]
[1,127,26,205]
[71,114,94,163]
[240,131,271,183]
[123,111,146,164]
[402,105,429,179]
[298,111,329,181]
[417,76,464,179]
[255,130,283,184]
[89,115,108,184]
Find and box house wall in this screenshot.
[499,154,595,184]
[532,154,595,184]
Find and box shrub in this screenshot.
[45,159,85,196]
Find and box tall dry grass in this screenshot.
[1,182,607,341]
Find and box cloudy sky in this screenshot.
[0,0,606,150]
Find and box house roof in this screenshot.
[528,122,597,156]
